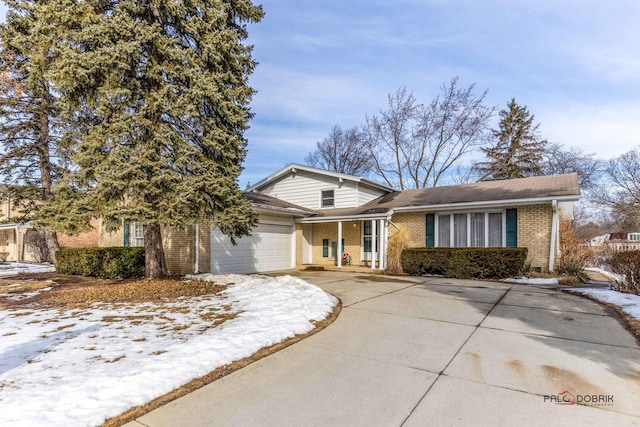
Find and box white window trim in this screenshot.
[319,189,335,209]
[434,209,506,248]
[131,222,145,247]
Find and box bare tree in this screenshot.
[305,125,373,175]
[363,78,494,189]
[542,143,603,191]
[593,147,640,227]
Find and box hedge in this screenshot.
[56,247,145,279]
[402,247,528,279]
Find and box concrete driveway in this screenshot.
[129,272,640,426]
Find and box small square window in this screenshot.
[321,190,334,208]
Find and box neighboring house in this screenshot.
[100,164,580,275]
[0,191,99,262]
[0,194,32,262]
[588,232,640,251]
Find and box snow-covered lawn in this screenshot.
[570,287,640,321]
[0,274,338,426]
[0,262,56,277]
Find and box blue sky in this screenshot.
[2,1,639,187]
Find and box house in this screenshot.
[100,164,580,275]
[0,191,99,262]
[0,194,32,262]
[588,232,640,251]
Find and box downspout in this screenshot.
[194,224,200,274]
[549,200,558,272]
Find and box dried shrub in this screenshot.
[556,215,590,282]
[602,250,640,295]
[386,225,407,275]
[25,230,52,263]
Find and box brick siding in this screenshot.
[58,219,99,249]
[515,204,553,272]
[391,212,427,248]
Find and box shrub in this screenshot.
[555,259,590,283]
[386,226,408,275]
[602,250,640,295]
[56,247,145,279]
[401,247,528,280]
[25,230,54,263]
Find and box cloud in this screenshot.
[540,102,640,157]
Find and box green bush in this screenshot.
[602,250,640,295]
[56,247,145,279]
[402,247,528,280]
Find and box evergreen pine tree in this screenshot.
[43,1,263,278]
[0,0,67,261]
[476,98,548,180]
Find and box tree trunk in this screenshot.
[44,230,59,263]
[37,79,59,264]
[144,223,167,279]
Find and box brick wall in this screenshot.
[99,221,124,247]
[159,225,211,275]
[162,226,195,275]
[295,224,303,265]
[391,212,426,248]
[516,204,553,272]
[58,219,99,248]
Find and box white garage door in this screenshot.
[210,222,294,274]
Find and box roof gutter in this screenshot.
[296,211,393,224]
[392,195,580,213]
[252,204,313,217]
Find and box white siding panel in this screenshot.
[259,171,359,209]
[358,184,389,205]
[210,221,294,274]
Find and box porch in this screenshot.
[0,224,31,262]
[296,216,390,270]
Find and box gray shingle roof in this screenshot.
[305,173,581,218]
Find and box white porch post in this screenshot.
[15,225,21,263]
[371,219,377,269]
[337,221,343,268]
[378,219,385,269]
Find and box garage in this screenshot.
[210,219,295,274]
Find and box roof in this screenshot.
[242,192,314,216]
[247,163,395,193]
[373,172,580,210]
[298,173,581,221]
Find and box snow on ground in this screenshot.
[502,277,559,285]
[0,262,56,277]
[0,274,338,426]
[570,287,640,320]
